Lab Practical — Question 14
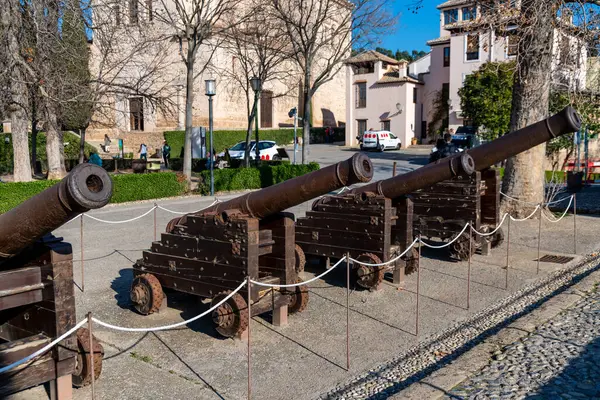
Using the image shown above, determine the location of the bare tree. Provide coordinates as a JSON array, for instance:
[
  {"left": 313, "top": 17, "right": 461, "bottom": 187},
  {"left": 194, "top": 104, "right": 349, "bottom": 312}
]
[
  {"left": 271, "top": 0, "right": 397, "bottom": 163},
  {"left": 149, "top": 0, "right": 237, "bottom": 184},
  {"left": 221, "top": 1, "right": 293, "bottom": 166},
  {"left": 0, "top": 0, "right": 33, "bottom": 182}
]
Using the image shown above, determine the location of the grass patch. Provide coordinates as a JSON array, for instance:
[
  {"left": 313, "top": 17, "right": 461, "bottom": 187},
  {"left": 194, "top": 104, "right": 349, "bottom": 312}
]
[{"left": 130, "top": 351, "right": 153, "bottom": 363}]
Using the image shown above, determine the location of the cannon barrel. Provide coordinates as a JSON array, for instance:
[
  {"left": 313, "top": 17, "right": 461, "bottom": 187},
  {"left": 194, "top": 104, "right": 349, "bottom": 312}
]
[
  {"left": 168, "top": 153, "right": 373, "bottom": 230},
  {"left": 354, "top": 106, "right": 581, "bottom": 197},
  {"left": 0, "top": 164, "right": 113, "bottom": 261}
]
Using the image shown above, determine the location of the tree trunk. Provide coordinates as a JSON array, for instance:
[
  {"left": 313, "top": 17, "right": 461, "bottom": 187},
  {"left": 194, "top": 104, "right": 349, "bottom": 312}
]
[
  {"left": 45, "top": 106, "right": 67, "bottom": 180},
  {"left": 183, "top": 52, "right": 195, "bottom": 185},
  {"left": 31, "top": 85, "right": 40, "bottom": 174},
  {"left": 301, "top": 81, "right": 312, "bottom": 165},
  {"left": 254, "top": 90, "right": 261, "bottom": 166},
  {"left": 79, "top": 128, "right": 86, "bottom": 164},
  {"left": 244, "top": 94, "right": 257, "bottom": 168},
  {"left": 11, "top": 107, "right": 33, "bottom": 182},
  {"left": 501, "top": 0, "right": 554, "bottom": 217}
]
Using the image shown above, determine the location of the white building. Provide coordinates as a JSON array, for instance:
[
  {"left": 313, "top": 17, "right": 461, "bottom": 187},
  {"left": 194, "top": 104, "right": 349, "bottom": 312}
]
[{"left": 344, "top": 51, "right": 424, "bottom": 148}]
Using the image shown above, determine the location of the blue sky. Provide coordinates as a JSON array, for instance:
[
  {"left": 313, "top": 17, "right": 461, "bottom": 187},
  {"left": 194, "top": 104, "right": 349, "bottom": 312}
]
[{"left": 378, "top": 0, "right": 441, "bottom": 53}]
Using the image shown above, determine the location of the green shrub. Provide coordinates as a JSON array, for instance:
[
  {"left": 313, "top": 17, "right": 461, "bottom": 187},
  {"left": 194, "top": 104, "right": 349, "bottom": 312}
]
[
  {"left": 164, "top": 129, "right": 296, "bottom": 159},
  {"left": 196, "top": 162, "right": 320, "bottom": 194},
  {"left": 110, "top": 173, "right": 186, "bottom": 203},
  {"left": 0, "top": 131, "right": 96, "bottom": 173},
  {"left": 0, "top": 172, "right": 187, "bottom": 214}
]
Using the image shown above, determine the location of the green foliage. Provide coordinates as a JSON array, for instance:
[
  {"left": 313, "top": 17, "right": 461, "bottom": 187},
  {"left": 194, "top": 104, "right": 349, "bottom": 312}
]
[
  {"left": 373, "top": 47, "right": 428, "bottom": 62},
  {"left": 459, "top": 61, "right": 515, "bottom": 141},
  {"left": 0, "top": 132, "right": 96, "bottom": 173},
  {"left": 164, "top": 129, "right": 296, "bottom": 159},
  {"left": 428, "top": 90, "right": 449, "bottom": 137},
  {"left": 0, "top": 172, "right": 187, "bottom": 214},
  {"left": 197, "top": 162, "right": 320, "bottom": 194}
]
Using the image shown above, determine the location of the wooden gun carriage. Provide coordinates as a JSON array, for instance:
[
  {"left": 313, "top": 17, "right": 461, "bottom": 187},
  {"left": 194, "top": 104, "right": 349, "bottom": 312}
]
[
  {"left": 130, "top": 154, "right": 373, "bottom": 338},
  {"left": 296, "top": 107, "right": 581, "bottom": 290},
  {"left": 412, "top": 168, "right": 503, "bottom": 260},
  {"left": 0, "top": 164, "right": 112, "bottom": 399}
]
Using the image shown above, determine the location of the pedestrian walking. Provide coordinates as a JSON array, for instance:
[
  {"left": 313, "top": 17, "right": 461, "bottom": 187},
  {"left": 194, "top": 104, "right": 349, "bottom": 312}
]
[
  {"left": 139, "top": 143, "right": 147, "bottom": 161},
  {"left": 104, "top": 134, "right": 112, "bottom": 153},
  {"left": 161, "top": 140, "right": 171, "bottom": 169}
]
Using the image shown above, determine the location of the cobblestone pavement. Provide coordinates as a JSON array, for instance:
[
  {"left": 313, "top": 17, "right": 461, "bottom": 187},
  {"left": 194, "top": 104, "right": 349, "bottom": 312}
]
[{"left": 446, "top": 284, "right": 600, "bottom": 399}]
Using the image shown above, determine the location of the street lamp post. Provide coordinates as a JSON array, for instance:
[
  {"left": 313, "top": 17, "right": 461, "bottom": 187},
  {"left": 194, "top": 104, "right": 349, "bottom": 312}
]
[
  {"left": 250, "top": 77, "right": 262, "bottom": 166},
  {"left": 205, "top": 79, "right": 216, "bottom": 196}
]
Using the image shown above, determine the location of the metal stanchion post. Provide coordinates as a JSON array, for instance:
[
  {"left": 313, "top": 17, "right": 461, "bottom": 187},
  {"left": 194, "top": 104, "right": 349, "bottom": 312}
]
[
  {"left": 573, "top": 194, "right": 577, "bottom": 254},
  {"left": 416, "top": 237, "right": 422, "bottom": 336},
  {"left": 80, "top": 215, "right": 84, "bottom": 292},
  {"left": 467, "top": 224, "right": 472, "bottom": 310},
  {"left": 247, "top": 277, "right": 251, "bottom": 400},
  {"left": 505, "top": 216, "right": 511, "bottom": 290},
  {"left": 537, "top": 205, "right": 542, "bottom": 275},
  {"left": 153, "top": 204, "right": 157, "bottom": 242},
  {"left": 392, "top": 162, "right": 397, "bottom": 177},
  {"left": 87, "top": 312, "right": 95, "bottom": 400},
  {"left": 346, "top": 253, "right": 350, "bottom": 371}
]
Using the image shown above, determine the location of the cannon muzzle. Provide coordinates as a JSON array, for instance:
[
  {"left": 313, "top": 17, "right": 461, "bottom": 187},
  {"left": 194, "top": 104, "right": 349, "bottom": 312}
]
[
  {"left": 167, "top": 153, "right": 373, "bottom": 231},
  {"left": 354, "top": 106, "right": 581, "bottom": 198},
  {"left": 0, "top": 164, "right": 113, "bottom": 261}
]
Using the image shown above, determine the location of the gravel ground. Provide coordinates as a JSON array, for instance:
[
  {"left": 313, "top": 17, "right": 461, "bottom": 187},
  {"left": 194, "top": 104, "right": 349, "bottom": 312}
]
[{"left": 445, "top": 281, "right": 600, "bottom": 400}]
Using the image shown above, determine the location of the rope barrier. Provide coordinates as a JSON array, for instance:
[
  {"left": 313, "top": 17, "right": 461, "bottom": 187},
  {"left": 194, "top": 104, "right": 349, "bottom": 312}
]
[
  {"left": 84, "top": 207, "right": 157, "bottom": 224},
  {"left": 419, "top": 223, "right": 471, "bottom": 249},
  {"left": 510, "top": 204, "right": 541, "bottom": 222},
  {"left": 251, "top": 257, "right": 347, "bottom": 287},
  {"left": 543, "top": 195, "right": 574, "bottom": 223},
  {"left": 500, "top": 191, "right": 573, "bottom": 206},
  {"left": 157, "top": 199, "right": 220, "bottom": 215},
  {"left": 471, "top": 213, "right": 509, "bottom": 237},
  {"left": 0, "top": 319, "right": 88, "bottom": 374},
  {"left": 348, "top": 238, "right": 420, "bottom": 266},
  {"left": 92, "top": 280, "right": 247, "bottom": 332}
]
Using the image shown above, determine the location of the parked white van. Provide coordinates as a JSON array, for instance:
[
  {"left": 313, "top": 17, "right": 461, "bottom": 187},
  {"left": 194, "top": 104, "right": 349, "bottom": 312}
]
[{"left": 360, "top": 130, "right": 401, "bottom": 152}]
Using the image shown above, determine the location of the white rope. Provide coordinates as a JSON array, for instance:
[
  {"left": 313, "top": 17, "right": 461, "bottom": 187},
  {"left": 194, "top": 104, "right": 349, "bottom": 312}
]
[
  {"left": 0, "top": 318, "right": 88, "bottom": 374},
  {"left": 92, "top": 280, "right": 247, "bottom": 332},
  {"left": 251, "top": 257, "right": 347, "bottom": 287},
  {"left": 349, "top": 238, "right": 420, "bottom": 266},
  {"left": 500, "top": 191, "right": 572, "bottom": 206},
  {"left": 471, "top": 213, "right": 509, "bottom": 237},
  {"left": 157, "top": 199, "right": 220, "bottom": 215},
  {"left": 63, "top": 214, "right": 83, "bottom": 226},
  {"left": 419, "top": 223, "right": 471, "bottom": 249},
  {"left": 84, "top": 206, "right": 157, "bottom": 224},
  {"left": 545, "top": 195, "right": 573, "bottom": 206},
  {"left": 543, "top": 195, "right": 574, "bottom": 223},
  {"left": 510, "top": 204, "right": 541, "bottom": 222}
]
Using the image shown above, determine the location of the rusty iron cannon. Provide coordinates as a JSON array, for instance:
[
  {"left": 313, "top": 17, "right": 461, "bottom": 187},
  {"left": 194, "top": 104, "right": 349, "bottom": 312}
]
[
  {"left": 0, "top": 164, "right": 112, "bottom": 398},
  {"left": 131, "top": 154, "right": 373, "bottom": 338},
  {"left": 296, "top": 107, "right": 581, "bottom": 290}
]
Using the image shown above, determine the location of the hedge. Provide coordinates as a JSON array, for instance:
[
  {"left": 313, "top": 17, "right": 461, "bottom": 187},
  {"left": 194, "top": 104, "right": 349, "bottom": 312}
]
[
  {"left": 0, "top": 172, "right": 186, "bottom": 214},
  {"left": 164, "top": 129, "right": 296, "bottom": 159},
  {"left": 0, "top": 131, "right": 97, "bottom": 174},
  {"left": 196, "top": 162, "right": 320, "bottom": 194}
]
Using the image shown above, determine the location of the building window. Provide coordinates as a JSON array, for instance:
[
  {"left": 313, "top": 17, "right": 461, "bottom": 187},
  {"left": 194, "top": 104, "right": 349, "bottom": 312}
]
[
  {"left": 147, "top": 0, "right": 153, "bottom": 21},
  {"left": 413, "top": 88, "right": 418, "bottom": 103},
  {"left": 466, "top": 34, "right": 479, "bottom": 61},
  {"left": 443, "top": 47, "right": 450, "bottom": 67},
  {"left": 381, "top": 120, "right": 391, "bottom": 131},
  {"left": 444, "top": 9, "right": 458, "bottom": 25},
  {"left": 129, "top": 0, "right": 139, "bottom": 24},
  {"left": 507, "top": 35, "right": 518, "bottom": 57},
  {"left": 462, "top": 6, "right": 476, "bottom": 20},
  {"left": 357, "top": 120, "right": 367, "bottom": 139},
  {"left": 356, "top": 82, "right": 367, "bottom": 108}
]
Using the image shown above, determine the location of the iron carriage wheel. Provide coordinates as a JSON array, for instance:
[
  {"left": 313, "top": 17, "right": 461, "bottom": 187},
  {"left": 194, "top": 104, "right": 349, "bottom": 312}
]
[
  {"left": 287, "top": 278, "right": 309, "bottom": 314},
  {"left": 210, "top": 291, "right": 249, "bottom": 338},
  {"left": 448, "top": 227, "right": 477, "bottom": 261},
  {"left": 295, "top": 244, "right": 306, "bottom": 274},
  {"left": 402, "top": 247, "right": 420, "bottom": 275},
  {"left": 353, "top": 253, "right": 384, "bottom": 290},
  {"left": 72, "top": 328, "right": 104, "bottom": 388},
  {"left": 130, "top": 273, "right": 164, "bottom": 315}
]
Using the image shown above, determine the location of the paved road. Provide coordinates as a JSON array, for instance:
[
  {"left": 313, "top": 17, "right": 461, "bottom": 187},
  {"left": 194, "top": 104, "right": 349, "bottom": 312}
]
[
  {"left": 286, "top": 144, "right": 430, "bottom": 183},
  {"left": 445, "top": 283, "right": 600, "bottom": 400}
]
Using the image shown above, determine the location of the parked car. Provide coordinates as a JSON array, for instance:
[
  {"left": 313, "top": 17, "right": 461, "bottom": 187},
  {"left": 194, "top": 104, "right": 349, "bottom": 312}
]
[
  {"left": 217, "top": 140, "right": 282, "bottom": 161},
  {"left": 360, "top": 130, "right": 401, "bottom": 152}
]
